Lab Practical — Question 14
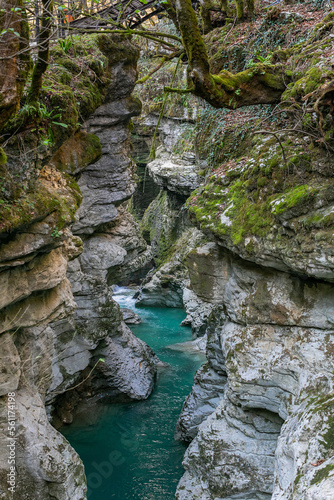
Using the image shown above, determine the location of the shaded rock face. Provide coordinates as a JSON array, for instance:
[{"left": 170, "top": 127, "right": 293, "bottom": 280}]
[
  {"left": 175, "top": 242, "right": 334, "bottom": 499},
  {"left": 133, "top": 145, "right": 208, "bottom": 310},
  {"left": 134, "top": 188, "right": 195, "bottom": 308},
  {"left": 0, "top": 216, "right": 87, "bottom": 500},
  {"left": 0, "top": 37, "right": 156, "bottom": 500},
  {"left": 135, "top": 227, "right": 207, "bottom": 310},
  {"left": 47, "top": 41, "right": 157, "bottom": 422},
  {"left": 73, "top": 73, "right": 141, "bottom": 234}
]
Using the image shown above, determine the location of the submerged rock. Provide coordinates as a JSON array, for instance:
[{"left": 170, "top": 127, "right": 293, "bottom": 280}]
[{"left": 122, "top": 308, "right": 141, "bottom": 324}]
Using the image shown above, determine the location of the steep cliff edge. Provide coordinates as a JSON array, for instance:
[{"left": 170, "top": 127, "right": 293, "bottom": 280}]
[
  {"left": 0, "top": 34, "right": 156, "bottom": 499},
  {"left": 176, "top": 243, "right": 334, "bottom": 499},
  {"left": 130, "top": 6, "right": 334, "bottom": 499}
]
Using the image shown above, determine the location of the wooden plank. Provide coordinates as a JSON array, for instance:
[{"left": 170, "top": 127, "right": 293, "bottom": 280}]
[{"left": 69, "top": 0, "right": 162, "bottom": 30}]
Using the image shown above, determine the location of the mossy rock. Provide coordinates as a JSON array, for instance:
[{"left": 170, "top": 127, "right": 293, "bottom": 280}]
[
  {"left": 187, "top": 135, "right": 334, "bottom": 250},
  {"left": 311, "top": 464, "right": 334, "bottom": 486},
  {"left": 282, "top": 66, "right": 332, "bottom": 100},
  {"left": 97, "top": 33, "right": 139, "bottom": 65},
  {"left": 49, "top": 131, "right": 102, "bottom": 174},
  {"left": 0, "top": 166, "right": 81, "bottom": 236},
  {"left": 0, "top": 148, "right": 7, "bottom": 166}
]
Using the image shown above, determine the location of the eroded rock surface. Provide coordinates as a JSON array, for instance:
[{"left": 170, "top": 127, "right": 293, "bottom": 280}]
[
  {"left": 175, "top": 242, "right": 334, "bottom": 499},
  {"left": 47, "top": 39, "right": 157, "bottom": 421},
  {"left": 148, "top": 146, "right": 201, "bottom": 196},
  {"left": 0, "top": 218, "right": 87, "bottom": 499},
  {"left": 0, "top": 35, "right": 156, "bottom": 500}
]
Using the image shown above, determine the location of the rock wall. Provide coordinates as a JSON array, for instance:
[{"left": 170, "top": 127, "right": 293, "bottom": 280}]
[
  {"left": 131, "top": 10, "right": 334, "bottom": 499},
  {"left": 0, "top": 216, "right": 87, "bottom": 499},
  {"left": 175, "top": 243, "right": 334, "bottom": 499},
  {"left": 0, "top": 35, "right": 156, "bottom": 499},
  {"left": 47, "top": 40, "right": 156, "bottom": 423}
]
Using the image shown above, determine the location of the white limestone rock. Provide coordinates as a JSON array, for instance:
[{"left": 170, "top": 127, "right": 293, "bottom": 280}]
[
  {"left": 147, "top": 146, "right": 201, "bottom": 196},
  {"left": 0, "top": 390, "right": 86, "bottom": 500},
  {"left": 175, "top": 363, "right": 226, "bottom": 441},
  {"left": 177, "top": 392, "right": 281, "bottom": 499}
]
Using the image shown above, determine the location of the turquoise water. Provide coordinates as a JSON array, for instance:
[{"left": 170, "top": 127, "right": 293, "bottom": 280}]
[{"left": 62, "top": 287, "right": 205, "bottom": 500}]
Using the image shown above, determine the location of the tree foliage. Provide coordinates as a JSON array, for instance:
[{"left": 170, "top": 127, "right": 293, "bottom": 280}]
[
  {"left": 167, "top": 0, "right": 286, "bottom": 109},
  {"left": 1, "top": 0, "right": 334, "bottom": 134}
]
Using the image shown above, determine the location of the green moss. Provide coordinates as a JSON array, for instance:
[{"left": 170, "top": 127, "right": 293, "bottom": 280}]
[
  {"left": 188, "top": 169, "right": 275, "bottom": 246},
  {"left": 283, "top": 66, "right": 327, "bottom": 100},
  {"left": 0, "top": 32, "right": 137, "bottom": 239},
  {"left": 300, "top": 208, "right": 334, "bottom": 230},
  {"left": 310, "top": 464, "right": 334, "bottom": 485},
  {"left": 187, "top": 128, "right": 334, "bottom": 251},
  {"left": 294, "top": 472, "right": 302, "bottom": 486},
  {"left": 49, "top": 131, "right": 102, "bottom": 174},
  {"left": 32, "top": 33, "right": 122, "bottom": 144},
  {"left": 261, "top": 69, "right": 288, "bottom": 89},
  {"left": 271, "top": 185, "right": 317, "bottom": 216},
  {"left": 0, "top": 171, "right": 81, "bottom": 235},
  {"left": 322, "top": 417, "right": 334, "bottom": 451},
  {"left": 314, "top": 11, "right": 334, "bottom": 32},
  {"left": 0, "top": 148, "right": 7, "bottom": 166},
  {"left": 97, "top": 33, "right": 139, "bottom": 65},
  {"left": 54, "top": 57, "right": 81, "bottom": 74}
]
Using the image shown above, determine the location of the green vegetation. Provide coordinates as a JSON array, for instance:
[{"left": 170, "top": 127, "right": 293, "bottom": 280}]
[
  {"left": 0, "top": 33, "right": 117, "bottom": 236},
  {"left": 0, "top": 172, "right": 81, "bottom": 235},
  {"left": 187, "top": 134, "right": 334, "bottom": 250},
  {"left": 311, "top": 464, "right": 334, "bottom": 485},
  {"left": 322, "top": 417, "right": 334, "bottom": 451},
  {"left": 271, "top": 185, "right": 318, "bottom": 216}
]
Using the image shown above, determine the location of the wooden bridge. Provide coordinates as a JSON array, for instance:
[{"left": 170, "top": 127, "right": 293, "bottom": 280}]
[
  {"left": 68, "top": 0, "right": 165, "bottom": 31},
  {"left": 28, "top": 0, "right": 166, "bottom": 41}
]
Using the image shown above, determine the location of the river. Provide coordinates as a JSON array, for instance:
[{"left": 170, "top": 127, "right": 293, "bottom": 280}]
[{"left": 61, "top": 287, "right": 205, "bottom": 499}]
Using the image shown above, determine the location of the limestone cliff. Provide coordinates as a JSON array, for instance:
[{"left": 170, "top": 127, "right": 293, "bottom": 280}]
[
  {"left": 0, "top": 34, "right": 156, "bottom": 499},
  {"left": 131, "top": 6, "right": 334, "bottom": 499}
]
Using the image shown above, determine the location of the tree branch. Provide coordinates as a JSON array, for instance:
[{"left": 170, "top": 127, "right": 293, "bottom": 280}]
[
  {"left": 173, "top": 0, "right": 288, "bottom": 109},
  {"left": 136, "top": 50, "right": 184, "bottom": 84},
  {"left": 163, "top": 85, "right": 194, "bottom": 93},
  {"left": 26, "top": 0, "right": 53, "bottom": 106}
]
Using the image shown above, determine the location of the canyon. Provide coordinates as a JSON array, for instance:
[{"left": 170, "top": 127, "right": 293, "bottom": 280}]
[{"left": 1, "top": 3, "right": 334, "bottom": 499}]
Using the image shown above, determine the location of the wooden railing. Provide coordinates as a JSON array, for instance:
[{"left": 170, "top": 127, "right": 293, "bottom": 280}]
[{"left": 25, "top": 0, "right": 164, "bottom": 41}]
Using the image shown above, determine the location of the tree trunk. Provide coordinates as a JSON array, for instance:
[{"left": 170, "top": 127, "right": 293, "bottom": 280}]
[
  {"left": 246, "top": 0, "right": 255, "bottom": 18},
  {"left": 26, "top": 0, "right": 53, "bottom": 107},
  {"left": 234, "top": 0, "right": 244, "bottom": 20},
  {"left": 199, "top": 0, "right": 212, "bottom": 34},
  {"left": 0, "top": 0, "right": 30, "bottom": 129},
  {"left": 174, "top": 0, "right": 287, "bottom": 109}
]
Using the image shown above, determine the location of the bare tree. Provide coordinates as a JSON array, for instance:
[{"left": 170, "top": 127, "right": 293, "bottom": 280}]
[{"left": 0, "top": 0, "right": 30, "bottom": 128}]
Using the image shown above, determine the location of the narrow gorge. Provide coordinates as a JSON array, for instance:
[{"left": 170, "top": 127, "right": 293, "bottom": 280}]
[{"left": 1, "top": 1, "right": 334, "bottom": 499}]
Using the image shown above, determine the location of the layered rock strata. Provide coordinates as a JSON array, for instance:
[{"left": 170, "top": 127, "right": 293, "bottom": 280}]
[
  {"left": 128, "top": 10, "right": 334, "bottom": 499},
  {"left": 175, "top": 243, "right": 334, "bottom": 499},
  {"left": 0, "top": 215, "right": 87, "bottom": 500},
  {"left": 0, "top": 36, "right": 156, "bottom": 499},
  {"left": 47, "top": 39, "right": 156, "bottom": 421}
]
